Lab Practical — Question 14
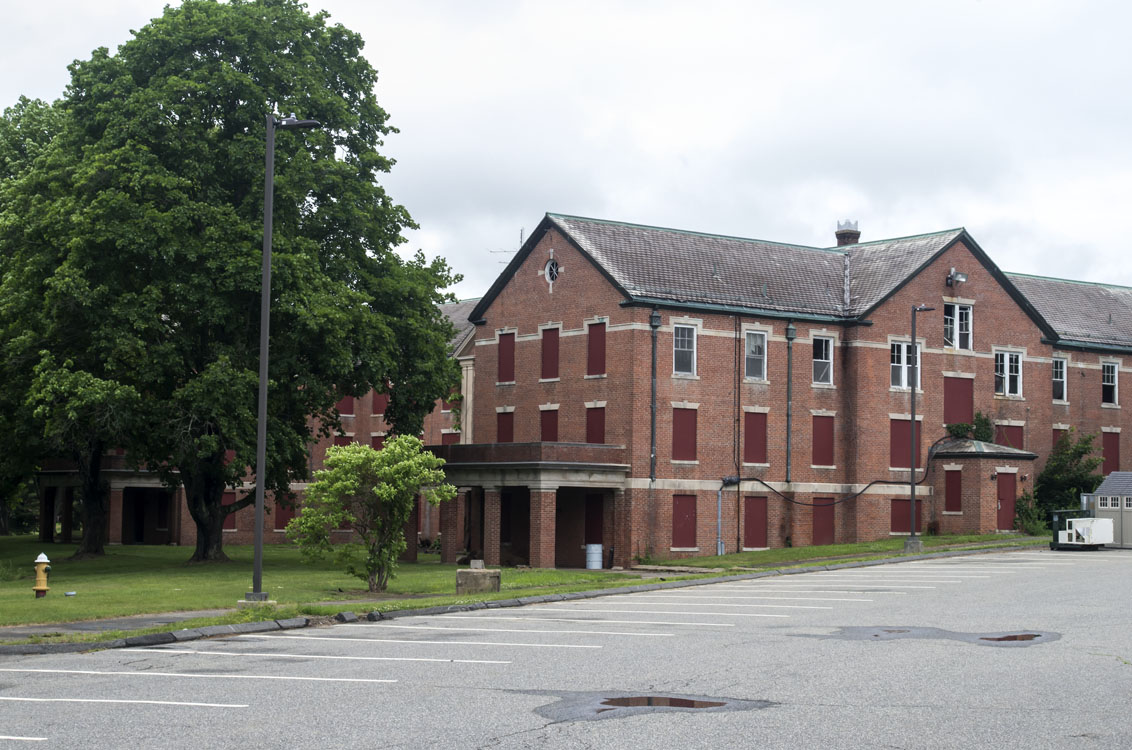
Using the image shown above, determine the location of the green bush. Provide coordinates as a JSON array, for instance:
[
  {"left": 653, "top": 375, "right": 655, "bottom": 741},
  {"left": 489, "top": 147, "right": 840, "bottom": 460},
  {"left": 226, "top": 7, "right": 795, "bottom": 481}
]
[{"left": 1014, "top": 491, "right": 1048, "bottom": 536}]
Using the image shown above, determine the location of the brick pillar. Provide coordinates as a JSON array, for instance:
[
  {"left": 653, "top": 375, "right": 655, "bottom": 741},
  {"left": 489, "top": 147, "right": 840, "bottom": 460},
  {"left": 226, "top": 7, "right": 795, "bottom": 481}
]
[
  {"left": 484, "top": 487, "right": 501, "bottom": 566},
  {"left": 60, "top": 487, "right": 74, "bottom": 543},
  {"left": 108, "top": 487, "right": 124, "bottom": 544},
  {"left": 529, "top": 488, "right": 557, "bottom": 568},
  {"left": 39, "top": 486, "right": 55, "bottom": 542},
  {"left": 399, "top": 500, "right": 419, "bottom": 561},
  {"left": 440, "top": 489, "right": 465, "bottom": 563},
  {"left": 612, "top": 488, "right": 631, "bottom": 567}
]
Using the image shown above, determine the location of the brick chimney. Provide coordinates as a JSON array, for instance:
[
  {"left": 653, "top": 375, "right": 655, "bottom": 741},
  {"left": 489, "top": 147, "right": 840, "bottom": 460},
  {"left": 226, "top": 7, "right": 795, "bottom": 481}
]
[{"left": 835, "top": 219, "right": 860, "bottom": 246}]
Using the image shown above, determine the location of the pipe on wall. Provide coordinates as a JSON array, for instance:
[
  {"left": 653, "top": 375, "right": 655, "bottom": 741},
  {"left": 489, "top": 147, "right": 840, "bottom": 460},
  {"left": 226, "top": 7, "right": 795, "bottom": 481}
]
[{"left": 785, "top": 321, "right": 796, "bottom": 484}]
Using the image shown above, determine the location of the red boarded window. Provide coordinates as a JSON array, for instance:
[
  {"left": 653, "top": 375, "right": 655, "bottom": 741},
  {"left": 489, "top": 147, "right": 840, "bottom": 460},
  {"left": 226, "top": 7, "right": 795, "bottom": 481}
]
[
  {"left": 812, "top": 498, "right": 835, "bottom": 545},
  {"left": 743, "top": 496, "right": 768, "bottom": 548},
  {"left": 672, "top": 408, "right": 697, "bottom": 461},
  {"left": 812, "top": 415, "right": 834, "bottom": 466},
  {"left": 994, "top": 425, "right": 1023, "bottom": 449},
  {"left": 943, "top": 377, "right": 974, "bottom": 425},
  {"left": 587, "top": 322, "right": 606, "bottom": 376},
  {"left": 1052, "top": 428, "right": 1067, "bottom": 451},
  {"left": 222, "top": 491, "right": 237, "bottom": 530},
  {"left": 540, "top": 409, "right": 558, "bottom": 442},
  {"left": 274, "top": 498, "right": 296, "bottom": 531},
  {"left": 672, "top": 495, "right": 697, "bottom": 548},
  {"left": 1103, "top": 431, "right": 1120, "bottom": 475},
  {"left": 336, "top": 395, "right": 354, "bottom": 415},
  {"left": 333, "top": 435, "right": 352, "bottom": 447},
  {"left": 441, "top": 390, "right": 457, "bottom": 411},
  {"left": 586, "top": 407, "right": 605, "bottom": 444},
  {"left": 498, "top": 332, "right": 515, "bottom": 382},
  {"left": 889, "top": 419, "right": 921, "bottom": 469},
  {"left": 371, "top": 434, "right": 385, "bottom": 451},
  {"left": 945, "top": 470, "right": 962, "bottom": 513},
  {"left": 441, "top": 432, "right": 460, "bottom": 446},
  {"left": 890, "top": 498, "right": 923, "bottom": 533},
  {"left": 497, "top": 412, "right": 514, "bottom": 443},
  {"left": 744, "top": 411, "right": 767, "bottom": 464},
  {"left": 373, "top": 392, "right": 389, "bottom": 415},
  {"left": 541, "top": 328, "right": 559, "bottom": 380}
]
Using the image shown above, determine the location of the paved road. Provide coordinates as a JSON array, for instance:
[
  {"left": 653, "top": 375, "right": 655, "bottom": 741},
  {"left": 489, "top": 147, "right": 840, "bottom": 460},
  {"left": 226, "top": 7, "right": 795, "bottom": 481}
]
[{"left": 1, "top": 548, "right": 1129, "bottom": 749}]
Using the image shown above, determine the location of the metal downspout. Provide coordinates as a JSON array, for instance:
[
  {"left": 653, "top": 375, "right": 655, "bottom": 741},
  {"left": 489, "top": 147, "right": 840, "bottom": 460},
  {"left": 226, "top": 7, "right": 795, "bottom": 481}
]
[
  {"left": 785, "top": 321, "right": 796, "bottom": 484},
  {"left": 649, "top": 309, "right": 661, "bottom": 481}
]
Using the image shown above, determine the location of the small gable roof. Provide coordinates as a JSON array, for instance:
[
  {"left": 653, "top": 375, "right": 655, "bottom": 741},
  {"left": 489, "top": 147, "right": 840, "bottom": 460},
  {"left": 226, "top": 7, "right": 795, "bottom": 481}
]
[
  {"left": 1094, "top": 472, "right": 1132, "bottom": 495},
  {"left": 931, "top": 439, "right": 1037, "bottom": 461},
  {"left": 1007, "top": 274, "right": 1132, "bottom": 351},
  {"left": 440, "top": 298, "right": 479, "bottom": 356}
]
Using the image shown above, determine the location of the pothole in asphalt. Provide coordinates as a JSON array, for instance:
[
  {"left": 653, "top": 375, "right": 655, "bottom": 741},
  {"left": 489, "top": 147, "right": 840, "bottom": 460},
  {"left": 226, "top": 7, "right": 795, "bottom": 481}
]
[
  {"left": 525, "top": 690, "right": 775, "bottom": 722},
  {"left": 807, "top": 626, "right": 1059, "bottom": 647}
]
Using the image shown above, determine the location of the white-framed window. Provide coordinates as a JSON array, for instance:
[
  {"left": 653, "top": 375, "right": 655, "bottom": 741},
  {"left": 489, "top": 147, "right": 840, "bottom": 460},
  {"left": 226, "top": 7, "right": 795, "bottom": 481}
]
[
  {"left": 1052, "top": 358, "right": 1067, "bottom": 401},
  {"left": 1125, "top": 497, "right": 1132, "bottom": 509},
  {"left": 812, "top": 336, "right": 833, "bottom": 385},
  {"left": 745, "top": 331, "right": 767, "bottom": 380},
  {"left": 944, "top": 303, "right": 972, "bottom": 350},
  {"left": 1102, "top": 362, "right": 1118, "bottom": 405},
  {"left": 994, "top": 351, "right": 1022, "bottom": 397},
  {"left": 673, "top": 325, "right": 696, "bottom": 375},
  {"left": 890, "top": 342, "right": 921, "bottom": 389},
  {"left": 1099, "top": 496, "right": 1110, "bottom": 509}
]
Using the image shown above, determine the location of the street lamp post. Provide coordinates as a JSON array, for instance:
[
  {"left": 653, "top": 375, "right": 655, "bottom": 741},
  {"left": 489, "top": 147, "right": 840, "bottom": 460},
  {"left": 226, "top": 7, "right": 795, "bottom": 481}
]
[
  {"left": 246, "top": 113, "right": 321, "bottom": 603},
  {"left": 904, "top": 304, "right": 935, "bottom": 554}
]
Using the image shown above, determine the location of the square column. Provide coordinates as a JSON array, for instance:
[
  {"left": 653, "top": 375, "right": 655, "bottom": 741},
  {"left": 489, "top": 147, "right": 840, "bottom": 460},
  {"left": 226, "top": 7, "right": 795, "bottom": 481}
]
[
  {"left": 529, "top": 488, "right": 557, "bottom": 568},
  {"left": 440, "top": 489, "right": 466, "bottom": 563},
  {"left": 484, "top": 487, "right": 502, "bottom": 566}
]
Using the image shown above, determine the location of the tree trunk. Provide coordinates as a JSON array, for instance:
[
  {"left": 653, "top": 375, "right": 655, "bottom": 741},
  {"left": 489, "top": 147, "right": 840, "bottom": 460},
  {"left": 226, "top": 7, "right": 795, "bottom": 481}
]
[
  {"left": 71, "top": 441, "right": 107, "bottom": 558},
  {"left": 183, "top": 467, "right": 231, "bottom": 563}
]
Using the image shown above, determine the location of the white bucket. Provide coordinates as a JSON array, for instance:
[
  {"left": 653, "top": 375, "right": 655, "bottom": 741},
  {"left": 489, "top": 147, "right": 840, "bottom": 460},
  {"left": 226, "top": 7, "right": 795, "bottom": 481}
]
[{"left": 585, "top": 543, "right": 603, "bottom": 570}]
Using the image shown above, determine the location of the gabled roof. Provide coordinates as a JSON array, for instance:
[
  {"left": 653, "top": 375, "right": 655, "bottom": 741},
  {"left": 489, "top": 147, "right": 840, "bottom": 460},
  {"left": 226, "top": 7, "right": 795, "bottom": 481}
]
[
  {"left": 931, "top": 438, "right": 1037, "bottom": 460},
  {"left": 440, "top": 297, "right": 479, "bottom": 356},
  {"left": 842, "top": 229, "right": 965, "bottom": 315},
  {"left": 1094, "top": 472, "right": 1132, "bottom": 495},
  {"left": 1006, "top": 274, "right": 1132, "bottom": 351}
]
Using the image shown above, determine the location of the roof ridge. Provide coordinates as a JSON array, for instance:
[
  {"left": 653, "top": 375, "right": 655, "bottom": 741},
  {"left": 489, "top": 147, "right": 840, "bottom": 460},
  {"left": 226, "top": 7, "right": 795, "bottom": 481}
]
[
  {"left": 546, "top": 212, "right": 831, "bottom": 253},
  {"left": 1007, "top": 271, "right": 1132, "bottom": 292},
  {"left": 831, "top": 227, "right": 965, "bottom": 250}
]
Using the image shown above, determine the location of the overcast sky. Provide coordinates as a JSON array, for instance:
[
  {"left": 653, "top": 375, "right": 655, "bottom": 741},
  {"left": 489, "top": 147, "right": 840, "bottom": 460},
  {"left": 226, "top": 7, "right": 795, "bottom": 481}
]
[{"left": 6, "top": 1, "right": 1132, "bottom": 300}]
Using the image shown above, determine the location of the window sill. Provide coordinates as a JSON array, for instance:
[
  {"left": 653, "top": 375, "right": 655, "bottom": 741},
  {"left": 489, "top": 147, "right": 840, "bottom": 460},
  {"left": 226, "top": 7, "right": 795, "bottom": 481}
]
[
  {"left": 672, "top": 373, "right": 700, "bottom": 380},
  {"left": 669, "top": 547, "right": 699, "bottom": 552},
  {"left": 742, "top": 547, "right": 769, "bottom": 552},
  {"left": 583, "top": 374, "right": 608, "bottom": 380},
  {"left": 743, "top": 377, "right": 769, "bottom": 385},
  {"left": 223, "top": 529, "right": 236, "bottom": 533},
  {"left": 1051, "top": 400, "right": 1069, "bottom": 406},
  {"left": 496, "top": 381, "right": 516, "bottom": 387},
  {"left": 811, "top": 382, "right": 836, "bottom": 390},
  {"left": 942, "top": 511, "right": 963, "bottom": 516},
  {"left": 742, "top": 462, "right": 770, "bottom": 468},
  {"left": 888, "top": 467, "right": 924, "bottom": 473},
  {"left": 993, "top": 394, "right": 1024, "bottom": 401},
  {"left": 811, "top": 464, "right": 837, "bottom": 470},
  {"left": 538, "top": 377, "right": 561, "bottom": 383},
  {"left": 889, "top": 387, "right": 924, "bottom": 394},
  {"left": 1102, "top": 402, "right": 1121, "bottom": 409},
  {"left": 670, "top": 459, "right": 700, "bottom": 465},
  {"left": 943, "top": 346, "right": 974, "bottom": 354}
]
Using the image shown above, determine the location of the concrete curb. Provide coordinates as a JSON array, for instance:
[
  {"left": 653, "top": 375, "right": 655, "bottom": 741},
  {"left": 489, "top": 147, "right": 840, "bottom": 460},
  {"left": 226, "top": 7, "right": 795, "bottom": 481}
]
[{"left": 0, "top": 616, "right": 311, "bottom": 656}]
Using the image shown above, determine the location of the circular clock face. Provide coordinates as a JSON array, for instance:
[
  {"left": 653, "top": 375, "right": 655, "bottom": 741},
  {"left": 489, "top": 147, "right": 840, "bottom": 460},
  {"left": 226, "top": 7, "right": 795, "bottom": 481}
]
[{"left": 545, "top": 259, "right": 560, "bottom": 282}]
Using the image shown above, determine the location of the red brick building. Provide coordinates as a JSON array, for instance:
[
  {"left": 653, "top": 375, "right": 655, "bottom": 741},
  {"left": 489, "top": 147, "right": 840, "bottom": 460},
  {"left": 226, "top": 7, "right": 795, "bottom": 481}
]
[{"left": 429, "top": 213, "right": 1131, "bottom": 568}]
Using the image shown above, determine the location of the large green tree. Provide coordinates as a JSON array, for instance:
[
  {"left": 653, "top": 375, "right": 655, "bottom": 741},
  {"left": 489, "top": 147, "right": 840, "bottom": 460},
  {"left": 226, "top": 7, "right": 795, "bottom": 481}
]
[
  {"left": 1, "top": 0, "right": 458, "bottom": 561},
  {"left": 1034, "top": 429, "right": 1104, "bottom": 517}
]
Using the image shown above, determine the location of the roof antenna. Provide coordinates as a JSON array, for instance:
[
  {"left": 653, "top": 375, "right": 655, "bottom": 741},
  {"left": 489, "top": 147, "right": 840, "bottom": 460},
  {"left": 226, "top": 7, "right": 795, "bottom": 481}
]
[{"left": 519, "top": 227, "right": 525, "bottom": 248}]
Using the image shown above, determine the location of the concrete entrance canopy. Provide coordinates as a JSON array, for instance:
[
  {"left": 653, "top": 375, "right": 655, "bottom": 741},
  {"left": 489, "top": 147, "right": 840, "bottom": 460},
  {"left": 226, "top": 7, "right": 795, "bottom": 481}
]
[{"left": 429, "top": 443, "right": 629, "bottom": 568}]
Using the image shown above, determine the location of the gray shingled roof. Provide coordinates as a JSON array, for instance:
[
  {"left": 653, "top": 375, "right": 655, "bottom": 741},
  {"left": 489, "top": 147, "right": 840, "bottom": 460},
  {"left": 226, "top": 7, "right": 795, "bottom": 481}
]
[
  {"left": 440, "top": 298, "right": 479, "bottom": 355},
  {"left": 1093, "top": 472, "right": 1132, "bottom": 495},
  {"left": 845, "top": 230, "right": 966, "bottom": 315},
  {"left": 1006, "top": 274, "right": 1132, "bottom": 349},
  {"left": 931, "top": 439, "right": 1037, "bottom": 460}
]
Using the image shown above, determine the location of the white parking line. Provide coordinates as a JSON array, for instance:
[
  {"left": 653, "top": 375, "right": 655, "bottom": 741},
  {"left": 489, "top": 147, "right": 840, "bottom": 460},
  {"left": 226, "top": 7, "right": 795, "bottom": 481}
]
[
  {"left": 134, "top": 647, "right": 510, "bottom": 664},
  {"left": 802, "top": 576, "right": 963, "bottom": 583},
  {"left": 247, "top": 634, "right": 601, "bottom": 649},
  {"left": 0, "top": 696, "right": 246, "bottom": 708},
  {"left": 0, "top": 736, "right": 46, "bottom": 742},
  {"left": 741, "top": 581, "right": 937, "bottom": 589},
  {"left": 638, "top": 593, "right": 872, "bottom": 602},
  {"left": 714, "top": 587, "right": 906, "bottom": 595},
  {"left": 532, "top": 607, "right": 789, "bottom": 618},
  {"left": 343, "top": 624, "right": 674, "bottom": 638},
  {"left": 591, "top": 599, "right": 831, "bottom": 610},
  {"left": 0, "top": 668, "right": 395, "bottom": 684},
  {"left": 437, "top": 615, "right": 736, "bottom": 627}
]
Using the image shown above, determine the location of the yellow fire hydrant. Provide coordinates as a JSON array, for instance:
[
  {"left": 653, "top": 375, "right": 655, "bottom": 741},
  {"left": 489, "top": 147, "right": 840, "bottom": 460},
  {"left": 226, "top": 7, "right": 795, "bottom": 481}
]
[{"left": 33, "top": 553, "right": 51, "bottom": 598}]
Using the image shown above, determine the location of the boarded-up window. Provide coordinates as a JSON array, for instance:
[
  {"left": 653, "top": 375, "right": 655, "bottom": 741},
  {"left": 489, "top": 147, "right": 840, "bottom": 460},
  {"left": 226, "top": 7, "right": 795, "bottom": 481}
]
[
  {"left": 1052, "top": 428, "right": 1067, "bottom": 451},
  {"left": 541, "top": 328, "right": 559, "bottom": 380},
  {"left": 371, "top": 434, "right": 385, "bottom": 451},
  {"left": 744, "top": 496, "right": 768, "bottom": 548},
  {"left": 945, "top": 470, "right": 962, "bottom": 513},
  {"left": 587, "top": 322, "right": 606, "bottom": 376},
  {"left": 373, "top": 392, "right": 389, "bottom": 415},
  {"left": 497, "top": 412, "right": 514, "bottom": 443},
  {"left": 890, "top": 498, "right": 923, "bottom": 533},
  {"left": 540, "top": 409, "right": 558, "bottom": 442},
  {"left": 744, "top": 411, "right": 768, "bottom": 464},
  {"left": 943, "top": 377, "right": 974, "bottom": 425},
  {"left": 586, "top": 407, "right": 605, "bottom": 444},
  {"left": 1103, "top": 431, "right": 1120, "bottom": 475},
  {"left": 333, "top": 435, "right": 352, "bottom": 447},
  {"left": 336, "top": 395, "right": 354, "bottom": 415},
  {"left": 441, "top": 432, "right": 460, "bottom": 446},
  {"left": 222, "top": 491, "right": 237, "bottom": 530},
  {"left": 812, "top": 415, "right": 834, "bottom": 466},
  {"left": 995, "top": 425, "right": 1023, "bottom": 449},
  {"left": 274, "top": 498, "right": 296, "bottom": 531},
  {"left": 672, "top": 408, "right": 697, "bottom": 460},
  {"left": 498, "top": 332, "right": 515, "bottom": 382},
  {"left": 889, "top": 419, "right": 921, "bottom": 469},
  {"left": 812, "top": 498, "right": 834, "bottom": 545},
  {"left": 672, "top": 495, "right": 697, "bottom": 548}
]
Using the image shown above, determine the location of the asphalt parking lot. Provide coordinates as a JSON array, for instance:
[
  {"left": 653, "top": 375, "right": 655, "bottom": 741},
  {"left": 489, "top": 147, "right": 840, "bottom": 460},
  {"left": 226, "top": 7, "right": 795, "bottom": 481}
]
[{"left": 2, "top": 548, "right": 1129, "bottom": 749}]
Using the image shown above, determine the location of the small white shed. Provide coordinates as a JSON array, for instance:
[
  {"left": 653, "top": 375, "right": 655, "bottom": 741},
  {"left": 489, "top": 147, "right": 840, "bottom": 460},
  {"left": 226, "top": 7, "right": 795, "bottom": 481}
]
[{"left": 1082, "top": 472, "right": 1132, "bottom": 549}]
